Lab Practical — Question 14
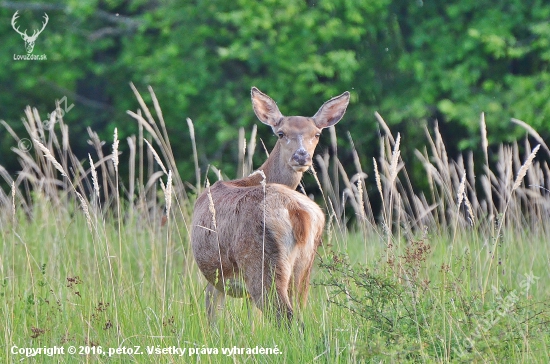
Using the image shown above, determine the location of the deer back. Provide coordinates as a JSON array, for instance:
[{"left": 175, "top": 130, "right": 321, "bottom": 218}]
[{"left": 191, "top": 181, "right": 324, "bottom": 288}]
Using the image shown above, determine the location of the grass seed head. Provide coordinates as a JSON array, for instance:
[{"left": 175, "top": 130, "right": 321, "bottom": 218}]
[
  {"left": 512, "top": 144, "right": 540, "bottom": 192},
  {"left": 165, "top": 170, "right": 173, "bottom": 219},
  {"left": 112, "top": 128, "right": 120, "bottom": 172},
  {"left": 89, "top": 154, "right": 100, "bottom": 199}
]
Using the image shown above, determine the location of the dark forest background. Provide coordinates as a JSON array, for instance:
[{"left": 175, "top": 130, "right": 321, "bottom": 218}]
[{"left": 1, "top": 0, "right": 549, "bottom": 195}]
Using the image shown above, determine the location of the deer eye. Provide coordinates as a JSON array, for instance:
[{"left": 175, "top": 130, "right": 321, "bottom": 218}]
[
  {"left": 277, "top": 131, "right": 285, "bottom": 139},
  {"left": 315, "top": 133, "right": 321, "bottom": 139}
]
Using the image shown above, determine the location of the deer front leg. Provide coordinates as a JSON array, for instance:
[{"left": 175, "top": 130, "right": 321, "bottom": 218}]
[{"left": 205, "top": 283, "right": 225, "bottom": 324}]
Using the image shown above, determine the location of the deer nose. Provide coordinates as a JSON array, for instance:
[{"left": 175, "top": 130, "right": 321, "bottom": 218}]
[{"left": 292, "top": 148, "right": 311, "bottom": 165}]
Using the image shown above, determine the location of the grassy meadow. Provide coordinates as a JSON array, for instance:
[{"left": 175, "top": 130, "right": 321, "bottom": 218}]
[{"left": 1, "top": 89, "right": 550, "bottom": 363}]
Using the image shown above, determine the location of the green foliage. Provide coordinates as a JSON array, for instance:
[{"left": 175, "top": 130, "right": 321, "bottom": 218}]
[
  {"left": 318, "top": 236, "right": 550, "bottom": 362},
  {"left": 391, "top": 1, "right": 550, "bottom": 149},
  {"left": 1, "top": 0, "right": 550, "bottom": 184}
]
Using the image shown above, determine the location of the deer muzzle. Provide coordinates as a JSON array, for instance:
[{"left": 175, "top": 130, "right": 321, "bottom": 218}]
[{"left": 292, "top": 148, "right": 311, "bottom": 168}]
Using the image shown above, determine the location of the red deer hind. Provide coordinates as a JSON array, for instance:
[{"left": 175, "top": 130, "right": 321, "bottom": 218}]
[{"left": 191, "top": 87, "right": 349, "bottom": 324}]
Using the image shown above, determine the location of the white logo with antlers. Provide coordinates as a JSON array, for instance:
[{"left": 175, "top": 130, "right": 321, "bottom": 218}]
[{"left": 11, "top": 11, "right": 49, "bottom": 54}]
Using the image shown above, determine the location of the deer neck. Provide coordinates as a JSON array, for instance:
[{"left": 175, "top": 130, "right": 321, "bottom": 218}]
[
  {"left": 229, "top": 142, "right": 303, "bottom": 189},
  {"left": 257, "top": 141, "right": 303, "bottom": 189}
]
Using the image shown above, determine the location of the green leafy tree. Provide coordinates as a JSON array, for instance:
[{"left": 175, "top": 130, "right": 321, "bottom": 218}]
[{"left": 1, "top": 0, "right": 549, "bottom": 195}]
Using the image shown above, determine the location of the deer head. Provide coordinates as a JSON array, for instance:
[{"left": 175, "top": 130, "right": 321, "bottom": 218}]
[
  {"left": 11, "top": 11, "right": 49, "bottom": 54},
  {"left": 251, "top": 87, "right": 350, "bottom": 173}
]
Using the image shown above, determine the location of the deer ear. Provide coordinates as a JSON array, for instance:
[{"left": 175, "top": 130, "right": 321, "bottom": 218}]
[
  {"left": 251, "top": 87, "right": 283, "bottom": 127},
  {"left": 313, "top": 91, "right": 350, "bottom": 129}
]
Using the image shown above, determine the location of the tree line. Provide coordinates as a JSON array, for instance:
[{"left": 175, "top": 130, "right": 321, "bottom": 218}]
[{"left": 1, "top": 0, "right": 549, "bottom": 192}]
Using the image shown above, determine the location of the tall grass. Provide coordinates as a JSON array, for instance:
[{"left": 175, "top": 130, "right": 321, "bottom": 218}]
[{"left": 1, "top": 89, "right": 549, "bottom": 362}]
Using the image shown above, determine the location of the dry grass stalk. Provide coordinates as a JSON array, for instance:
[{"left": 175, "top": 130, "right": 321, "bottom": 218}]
[
  {"left": 314, "top": 154, "right": 341, "bottom": 219},
  {"left": 149, "top": 85, "right": 169, "bottom": 145},
  {"left": 112, "top": 128, "right": 119, "bottom": 172},
  {"left": 329, "top": 126, "right": 341, "bottom": 207},
  {"left": 347, "top": 132, "right": 375, "bottom": 225},
  {"left": 128, "top": 104, "right": 186, "bottom": 204},
  {"left": 138, "top": 114, "right": 144, "bottom": 202},
  {"left": 260, "top": 138, "right": 270, "bottom": 158},
  {"left": 129, "top": 85, "right": 185, "bottom": 202},
  {"left": 33, "top": 139, "right": 67, "bottom": 177},
  {"left": 356, "top": 178, "right": 366, "bottom": 222},
  {"left": 76, "top": 191, "right": 93, "bottom": 233},
  {"left": 0, "top": 119, "right": 20, "bottom": 142},
  {"left": 11, "top": 181, "right": 16, "bottom": 224},
  {"left": 464, "top": 194, "right": 475, "bottom": 226},
  {"left": 329, "top": 125, "right": 338, "bottom": 155},
  {"left": 247, "top": 124, "right": 257, "bottom": 177},
  {"left": 347, "top": 132, "right": 364, "bottom": 177},
  {"left": 144, "top": 171, "right": 165, "bottom": 195},
  {"left": 128, "top": 110, "right": 160, "bottom": 145},
  {"left": 143, "top": 139, "right": 168, "bottom": 175},
  {"left": 209, "top": 166, "right": 223, "bottom": 182},
  {"left": 311, "top": 164, "right": 341, "bottom": 232},
  {"left": 165, "top": 170, "right": 173, "bottom": 219},
  {"left": 61, "top": 121, "right": 69, "bottom": 156},
  {"left": 238, "top": 127, "right": 246, "bottom": 177},
  {"left": 455, "top": 171, "right": 474, "bottom": 226},
  {"left": 130, "top": 82, "right": 157, "bottom": 128},
  {"left": 159, "top": 178, "right": 166, "bottom": 194},
  {"left": 337, "top": 159, "right": 358, "bottom": 205},
  {"left": 205, "top": 179, "right": 217, "bottom": 231},
  {"left": 373, "top": 157, "right": 383, "bottom": 202},
  {"left": 89, "top": 154, "right": 100, "bottom": 200},
  {"left": 511, "top": 118, "right": 550, "bottom": 157},
  {"left": 113, "top": 128, "right": 123, "bottom": 277},
  {"left": 186, "top": 118, "right": 201, "bottom": 189},
  {"left": 87, "top": 127, "right": 111, "bottom": 202},
  {"left": 146, "top": 135, "right": 155, "bottom": 205},
  {"left": 389, "top": 133, "right": 401, "bottom": 186},
  {"left": 512, "top": 144, "right": 541, "bottom": 192},
  {"left": 466, "top": 151, "right": 479, "bottom": 209},
  {"left": 34, "top": 139, "right": 93, "bottom": 232},
  {"left": 375, "top": 111, "right": 395, "bottom": 144},
  {"left": 457, "top": 172, "right": 466, "bottom": 206},
  {"left": 127, "top": 136, "right": 136, "bottom": 209},
  {"left": 481, "top": 112, "right": 489, "bottom": 166}
]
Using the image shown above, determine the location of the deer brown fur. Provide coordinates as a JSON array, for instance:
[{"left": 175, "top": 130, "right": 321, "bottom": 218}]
[{"left": 191, "top": 87, "right": 350, "bottom": 324}]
